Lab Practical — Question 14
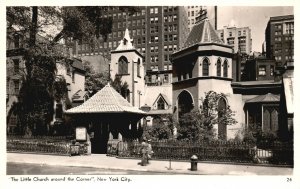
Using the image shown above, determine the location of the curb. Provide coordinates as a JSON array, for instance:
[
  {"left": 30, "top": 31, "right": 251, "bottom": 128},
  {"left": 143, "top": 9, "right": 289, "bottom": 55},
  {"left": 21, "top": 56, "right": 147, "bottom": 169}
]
[
  {"left": 115, "top": 156, "right": 294, "bottom": 168},
  {"left": 8, "top": 161, "right": 202, "bottom": 175}
]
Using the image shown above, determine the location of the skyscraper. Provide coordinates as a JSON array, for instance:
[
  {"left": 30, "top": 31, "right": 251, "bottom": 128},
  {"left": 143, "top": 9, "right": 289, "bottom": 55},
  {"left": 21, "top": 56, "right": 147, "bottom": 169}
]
[
  {"left": 265, "top": 15, "right": 294, "bottom": 66},
  {"left": 73, "top": 6, "right": 189, "bottom": 84}
]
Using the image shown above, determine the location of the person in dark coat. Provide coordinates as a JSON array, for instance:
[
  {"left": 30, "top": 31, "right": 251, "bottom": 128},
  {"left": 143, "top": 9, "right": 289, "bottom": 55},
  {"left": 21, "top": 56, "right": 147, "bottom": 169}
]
[
  {"left": 140, "top": 138, "right": 148, "bottom": 166},
  {"left": 146, "top": 139, "right": 154, "bottom": 164}
]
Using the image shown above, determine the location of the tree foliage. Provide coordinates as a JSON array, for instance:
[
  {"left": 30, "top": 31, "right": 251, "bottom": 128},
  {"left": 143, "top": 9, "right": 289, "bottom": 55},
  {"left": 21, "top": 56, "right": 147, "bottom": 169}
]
[
  {"left": 242, "top": 123, "right": 279, "bottom": 144},
  {"left": 142, "top": 115, "right": 174, "bottom": 140},
  {"left": 83, "top": 61, "right": 129, "bottom": 99},
  {"left": 83, "top": 60, "right": 109, "bottom": 95},
  {"left": 176, "top": 91, "right": 237, "bottom": 141},
  {"left": 7, "top": 6, "right": 138, "bottom": 135},
  {"left": 111, "top": 75, "right": 129, "bottom": 99}
]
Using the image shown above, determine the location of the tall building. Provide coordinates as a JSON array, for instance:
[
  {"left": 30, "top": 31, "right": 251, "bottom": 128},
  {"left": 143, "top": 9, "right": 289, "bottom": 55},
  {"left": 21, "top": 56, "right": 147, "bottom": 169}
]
[
  {"left": 265, "top": 15, "right": 294, "bottom": 66},
  {"left": 185, "top": 6, "right": 217, "bottom": 31},
  {"left": 216, "top": 26, "right": 252, "bottom": 55},
  {"left": 73, "top": 6, "right": 189, "bottom": 85}
]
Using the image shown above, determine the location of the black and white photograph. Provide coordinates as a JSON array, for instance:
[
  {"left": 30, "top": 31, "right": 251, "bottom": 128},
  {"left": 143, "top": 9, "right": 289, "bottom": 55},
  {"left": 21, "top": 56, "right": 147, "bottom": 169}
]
[{"left": 2, "top": 1, "right": 298, "bottom": 189}]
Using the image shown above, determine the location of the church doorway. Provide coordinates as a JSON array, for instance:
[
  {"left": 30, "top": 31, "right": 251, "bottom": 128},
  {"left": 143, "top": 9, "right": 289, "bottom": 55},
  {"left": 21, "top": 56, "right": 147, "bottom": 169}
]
[
  {"left": 90, "top": 121, "right": 109, "bottom": 154},
  {"left": 178, "top": 90, "right": 194, "bottom": 119}
]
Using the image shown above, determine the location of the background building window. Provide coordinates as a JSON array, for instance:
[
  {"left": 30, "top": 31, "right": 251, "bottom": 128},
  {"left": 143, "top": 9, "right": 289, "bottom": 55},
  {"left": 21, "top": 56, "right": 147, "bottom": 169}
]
[
  {"left": 14, "top": 79, "right": 19, "bottom": 94},
  {"left": 258, "top": 65, "right": 266, "bottom": 76},
  {"left": 270, "top": 65, "right": 274, "bottom": 76},
  {"left": 13, "top": 59, "right": 19, "bottom": 74}
]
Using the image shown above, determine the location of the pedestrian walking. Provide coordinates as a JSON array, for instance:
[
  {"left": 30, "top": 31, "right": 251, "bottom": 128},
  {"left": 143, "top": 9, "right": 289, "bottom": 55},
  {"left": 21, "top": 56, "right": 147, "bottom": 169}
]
[
  {"left": 146, "top": 139, "right": 154, "bottom": 164},
  {"left": 140, "top": 138, "right": 148, "bottom": 166}
]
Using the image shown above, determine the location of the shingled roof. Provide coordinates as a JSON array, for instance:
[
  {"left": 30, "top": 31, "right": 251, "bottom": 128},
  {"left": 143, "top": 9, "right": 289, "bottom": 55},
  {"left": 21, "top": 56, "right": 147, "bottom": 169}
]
[
  {"left": 66, "top": 84, "right": 145, "bottom": 114},
  {"left": 183, "top": 18, "right": 223, "bottom": 48},
  {"left": 246, "top": 93, "right": 280, "bottom": 103}
]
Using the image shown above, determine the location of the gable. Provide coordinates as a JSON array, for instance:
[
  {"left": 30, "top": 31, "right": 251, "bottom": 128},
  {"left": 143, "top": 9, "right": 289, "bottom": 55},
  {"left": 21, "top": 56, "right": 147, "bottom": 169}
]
[{"left": 153, "top": 93, "right": 170, "bottom": 107}]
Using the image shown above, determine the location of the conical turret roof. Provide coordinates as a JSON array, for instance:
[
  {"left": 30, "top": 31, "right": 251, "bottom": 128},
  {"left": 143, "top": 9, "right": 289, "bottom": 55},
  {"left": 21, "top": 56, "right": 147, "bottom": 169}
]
[{"left": 183, "top": 18, "right": 223, "bottom": 48}]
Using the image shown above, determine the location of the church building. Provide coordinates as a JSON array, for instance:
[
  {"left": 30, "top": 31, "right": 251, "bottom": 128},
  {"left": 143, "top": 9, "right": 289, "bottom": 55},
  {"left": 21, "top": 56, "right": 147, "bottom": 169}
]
[{"left": 171, "top": 13, "right": 245, "bottom": 140}]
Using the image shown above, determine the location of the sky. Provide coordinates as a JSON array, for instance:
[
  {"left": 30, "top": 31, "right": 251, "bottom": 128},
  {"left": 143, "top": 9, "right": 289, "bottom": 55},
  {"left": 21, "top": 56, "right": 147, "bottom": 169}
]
[{"left": 216, "top": 6, "right": 294, "bottom": 52}]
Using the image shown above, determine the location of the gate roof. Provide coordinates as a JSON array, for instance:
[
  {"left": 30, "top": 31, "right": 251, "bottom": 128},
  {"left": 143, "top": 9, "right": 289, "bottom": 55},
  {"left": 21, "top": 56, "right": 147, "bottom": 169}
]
[{"left": 66, "top": 84, "right": 145, "bottom": 115}]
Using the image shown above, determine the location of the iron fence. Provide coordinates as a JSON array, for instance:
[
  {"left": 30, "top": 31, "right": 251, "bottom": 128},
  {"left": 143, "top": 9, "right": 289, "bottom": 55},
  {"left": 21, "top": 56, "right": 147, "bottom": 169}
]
[
  {"left": 110, "top": 140, "right": 293, "bottom": 166},
  {"left": 7, "top": 135, "right": 72, "bottom": 155}
]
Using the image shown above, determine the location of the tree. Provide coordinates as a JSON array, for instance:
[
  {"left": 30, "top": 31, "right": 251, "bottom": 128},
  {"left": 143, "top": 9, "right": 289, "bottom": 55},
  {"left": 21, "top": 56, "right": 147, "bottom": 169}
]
[
  {"left": 142, "top": 114, "right": 174, "bottom": 140},
  {"left": 7, "top": 6, "right": 139, "bottom": 136},
  {"left": 83, "top": 60, "right": 109, "bottom": 96},
  {"left": 83, "top": 61, "right": 129, "bottom": 99},
  {"left": 176, "top": 91, "right": 237, "bottom": 141},
  {"left": 111, "top": 75, "right": 129, "bottom": 99}
]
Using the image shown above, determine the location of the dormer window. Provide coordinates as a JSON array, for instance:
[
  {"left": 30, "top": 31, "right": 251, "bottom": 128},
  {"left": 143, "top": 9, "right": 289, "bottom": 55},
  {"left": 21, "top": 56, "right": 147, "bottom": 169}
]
[{"left": 157, "top": 97, "right": 165, "bottom": 110}]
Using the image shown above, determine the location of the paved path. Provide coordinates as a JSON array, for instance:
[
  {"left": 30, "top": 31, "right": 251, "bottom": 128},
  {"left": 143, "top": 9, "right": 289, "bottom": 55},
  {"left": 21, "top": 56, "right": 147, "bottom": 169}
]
[{"left": 7, "top": 153, "right": 293, "bottom": 175}]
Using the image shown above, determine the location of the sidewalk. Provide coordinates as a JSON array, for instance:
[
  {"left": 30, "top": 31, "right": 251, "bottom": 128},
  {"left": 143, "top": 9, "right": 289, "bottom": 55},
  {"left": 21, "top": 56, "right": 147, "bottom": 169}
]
[{"left": 7, "top": 152, "right": 293, "bottom": 175}]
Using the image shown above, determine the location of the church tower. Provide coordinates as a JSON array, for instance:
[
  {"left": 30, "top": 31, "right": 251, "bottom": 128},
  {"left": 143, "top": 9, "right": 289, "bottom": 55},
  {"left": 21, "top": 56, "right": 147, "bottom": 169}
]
[
  {"left": 110, "top": 28, "right": 145, "bottom": 108},
  {"left": 172, "top": 11, "right": 242, "bottom": 140}
]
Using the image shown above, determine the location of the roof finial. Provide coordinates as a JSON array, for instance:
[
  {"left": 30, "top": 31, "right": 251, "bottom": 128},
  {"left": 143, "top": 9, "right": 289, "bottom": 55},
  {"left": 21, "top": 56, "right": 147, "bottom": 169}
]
[{"left": 195, "top": 6, "right": 208, "bottom": 24}]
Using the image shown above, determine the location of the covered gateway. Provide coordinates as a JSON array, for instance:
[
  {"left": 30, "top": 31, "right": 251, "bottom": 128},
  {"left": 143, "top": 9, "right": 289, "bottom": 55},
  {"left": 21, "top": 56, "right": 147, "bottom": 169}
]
[{"left": 66, "top": 83, "right": 146, "bottom": 154}]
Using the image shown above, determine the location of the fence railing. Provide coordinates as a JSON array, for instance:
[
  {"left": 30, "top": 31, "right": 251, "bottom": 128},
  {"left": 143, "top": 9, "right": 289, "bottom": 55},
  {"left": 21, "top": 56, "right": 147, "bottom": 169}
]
[
  {"left": 7, "top": 135, "right": 73, "bottom": 156},
  {"left": 108, "top": 140, "right": 293, "bottom": 166}
]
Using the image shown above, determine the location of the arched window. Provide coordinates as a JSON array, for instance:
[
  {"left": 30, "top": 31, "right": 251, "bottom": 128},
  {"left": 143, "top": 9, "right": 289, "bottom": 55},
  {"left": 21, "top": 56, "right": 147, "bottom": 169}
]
[
  {"left": 218, "top": 97, "right": 227, "bottom": 140},
  {"left": 223, "top": 59, "right": 228, "bottom": 78},
  {"left": 157, "top": 97, "right": 165, "bottom": 110},
  {"left": 118, "top": 56, "right": 128, "bottom": 75},
  {"left": 217, "top": 58, "right": 221, "bottom": 77},
  {"left": 137, "top": 58, "right": 141, "bottom": 77},
  {"left": 202, "top": 58, "right": 209, "bottom": 76}
]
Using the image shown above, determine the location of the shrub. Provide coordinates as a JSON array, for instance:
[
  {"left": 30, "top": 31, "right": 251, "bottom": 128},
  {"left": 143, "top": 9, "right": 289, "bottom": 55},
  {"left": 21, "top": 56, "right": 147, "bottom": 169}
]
[
  {"left": 142, "top": 115, "right": 174, "bottom": 140},
  {"left": 176, "top": 91, "right": 237, "bottom": 142}
]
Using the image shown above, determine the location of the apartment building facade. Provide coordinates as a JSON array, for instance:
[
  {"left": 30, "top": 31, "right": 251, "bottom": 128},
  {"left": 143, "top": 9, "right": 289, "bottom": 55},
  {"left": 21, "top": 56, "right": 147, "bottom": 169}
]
[
  {"left": 265, "top": 15, "right": 294, "bottom": 66},
  {"left": 73, "top": 6, "right": 189, "bottom": 85},
  {"left": 216, "top": 26, "right": 252, "bottom": 55}
]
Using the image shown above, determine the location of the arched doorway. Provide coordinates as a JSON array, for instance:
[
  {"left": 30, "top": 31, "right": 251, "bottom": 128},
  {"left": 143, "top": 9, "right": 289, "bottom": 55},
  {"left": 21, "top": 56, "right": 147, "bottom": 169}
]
[
  {"left": 218, "top": 97, "right": 227, "bottom": 140},
  {"left": 178, "top": 90, "right": 194, "bottom": 119}
]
